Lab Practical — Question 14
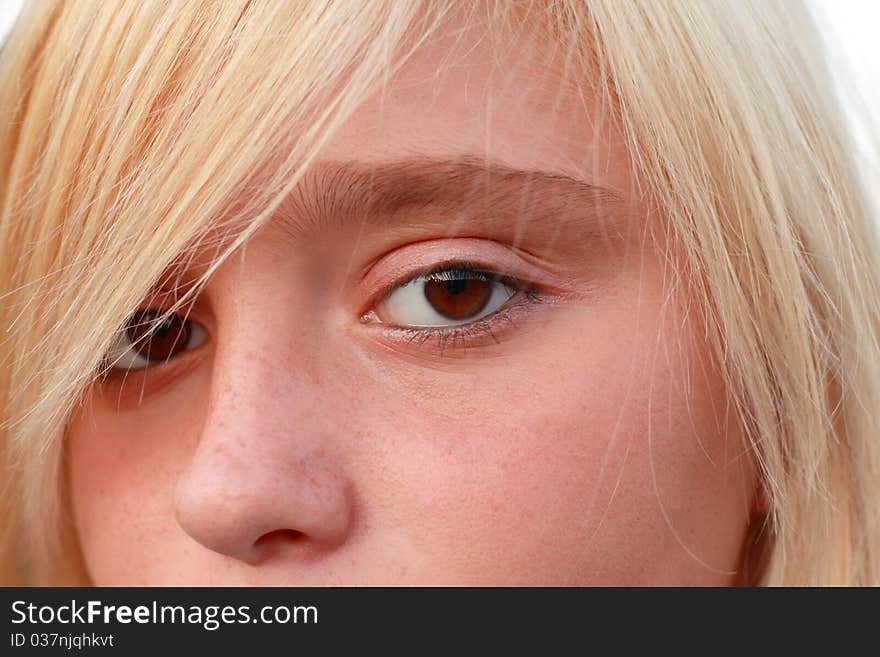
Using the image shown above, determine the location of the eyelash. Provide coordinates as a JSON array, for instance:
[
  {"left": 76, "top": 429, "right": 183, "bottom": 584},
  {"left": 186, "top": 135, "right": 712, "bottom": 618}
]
[
  {"left": 369, "top": 260, "right": 545, "bottom": 353},
  {"left": 394, "top": 298, "right": 537, "bottom": 353}
]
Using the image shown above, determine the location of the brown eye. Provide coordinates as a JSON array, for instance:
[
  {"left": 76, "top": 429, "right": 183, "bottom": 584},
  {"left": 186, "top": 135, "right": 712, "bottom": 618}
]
[
  {"left": 126, "top": 311, "right": 191, "bottom": 362},
  {"left": 423, "top": 278, "right": 493, "bottom": 320},
  {"left": 107, "top": 310, "right": 209, "bottom": 372},
  {"left": 377, "top": 266, "right": 517, "bottom": 328}
]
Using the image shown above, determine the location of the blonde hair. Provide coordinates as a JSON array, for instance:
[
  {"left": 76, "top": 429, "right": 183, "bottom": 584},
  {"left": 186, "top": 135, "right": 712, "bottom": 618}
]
[{"left": 1, "top": 0, "right": 878, "bottom": 585}]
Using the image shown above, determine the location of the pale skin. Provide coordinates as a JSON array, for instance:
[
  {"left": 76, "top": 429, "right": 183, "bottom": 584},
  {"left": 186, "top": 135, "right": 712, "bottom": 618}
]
[{"left": 66, "top": 9, "right": 757, "bottom": 585}]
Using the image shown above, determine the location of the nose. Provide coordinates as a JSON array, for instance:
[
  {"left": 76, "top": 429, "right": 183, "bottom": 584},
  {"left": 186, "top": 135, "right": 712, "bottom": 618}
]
[{"left": 174, "top": 336, "right": 355, "bottom": 565}]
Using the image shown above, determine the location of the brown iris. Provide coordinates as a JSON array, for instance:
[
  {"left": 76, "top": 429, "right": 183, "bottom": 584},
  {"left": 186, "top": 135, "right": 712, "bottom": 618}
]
[
  {"left": 126, "top": 311, "right": 191, "bottom": 362},
  {"left": 423, "top": 277, "right": 493, "bottom": 320}
]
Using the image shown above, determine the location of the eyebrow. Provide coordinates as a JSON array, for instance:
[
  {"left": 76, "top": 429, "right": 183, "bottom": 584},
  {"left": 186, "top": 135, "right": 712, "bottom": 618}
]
[
  {"left": 269, "top": 154, "right": 628, "bottom": 251},
  {"left": 157, "top": 154, "right": 630, "bottom": 301}
]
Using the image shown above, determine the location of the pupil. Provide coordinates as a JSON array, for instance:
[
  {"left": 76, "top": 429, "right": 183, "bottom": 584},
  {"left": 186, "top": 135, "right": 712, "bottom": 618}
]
[
  {"left": 423, "top": 277, "right": 493, "bottom": 320},
  {"left": 154, "top": 318, "right": 174, "bottom": 338},
  {"left": 127, "top": 311, "right": 190, "bottom": 362},
  {"left": 446, "top": 279, "right": 467, "bottom": 294}
]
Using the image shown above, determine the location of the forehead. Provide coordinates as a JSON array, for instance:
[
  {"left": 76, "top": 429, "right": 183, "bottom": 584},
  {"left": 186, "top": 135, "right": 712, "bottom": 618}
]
[{"left": 316, "top": 6, "right": 625, "bottom": 190}]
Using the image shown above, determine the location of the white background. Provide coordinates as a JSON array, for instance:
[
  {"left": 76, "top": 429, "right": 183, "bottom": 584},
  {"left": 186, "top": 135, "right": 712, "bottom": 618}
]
[{"left": 0, "top": 0, "right": 24, "bottom": 45}]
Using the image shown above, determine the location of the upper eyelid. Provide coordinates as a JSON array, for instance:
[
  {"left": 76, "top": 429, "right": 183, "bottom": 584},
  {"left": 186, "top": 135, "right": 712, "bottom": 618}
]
[
  {"left": 396, "top": 263, "right": 523, "bottom": 294},
  {"left": 356, "top": 234, "right": 583, "bottom": 302}
]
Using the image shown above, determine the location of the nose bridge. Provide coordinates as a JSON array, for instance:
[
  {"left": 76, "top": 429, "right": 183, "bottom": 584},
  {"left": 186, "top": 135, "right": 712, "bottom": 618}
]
[{"left": 173, "top": 287, "right": 354, "bottom": 564}]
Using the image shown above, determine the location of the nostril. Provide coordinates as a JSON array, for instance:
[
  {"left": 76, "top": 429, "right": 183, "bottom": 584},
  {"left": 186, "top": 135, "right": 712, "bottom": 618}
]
[{"left": 254, "top": 529, "right": 303, "bottom": 548}]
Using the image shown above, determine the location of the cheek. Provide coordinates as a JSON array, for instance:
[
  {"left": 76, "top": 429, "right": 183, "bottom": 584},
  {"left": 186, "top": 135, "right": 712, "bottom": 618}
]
[
  {"left": 366, "top": 299, "right": 752, "bottom": 584},
  {"left": 66, "top": 367, "right": 212, "bottom": 584}
]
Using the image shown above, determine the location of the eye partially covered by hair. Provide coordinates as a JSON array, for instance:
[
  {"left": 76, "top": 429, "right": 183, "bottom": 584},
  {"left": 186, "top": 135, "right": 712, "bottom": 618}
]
[{"left": 105, "top": 310, "right": 209, "bottom": 373}]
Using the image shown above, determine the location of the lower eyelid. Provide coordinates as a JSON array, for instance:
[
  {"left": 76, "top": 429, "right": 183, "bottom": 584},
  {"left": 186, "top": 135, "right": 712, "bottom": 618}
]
[
  {"left": 370, "top": 289, "right": 549, "bottom": 353},
  {"left": 97, "top": 343, "right": 208, "bottom": 402}
]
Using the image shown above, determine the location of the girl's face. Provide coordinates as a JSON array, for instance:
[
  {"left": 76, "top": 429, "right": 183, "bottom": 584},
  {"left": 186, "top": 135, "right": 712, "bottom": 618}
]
[{"left": 66, "top": 12, "right": 757, "bottom": 585}]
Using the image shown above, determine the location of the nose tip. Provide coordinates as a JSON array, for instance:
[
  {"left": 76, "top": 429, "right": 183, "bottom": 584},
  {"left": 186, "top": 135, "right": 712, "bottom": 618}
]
[{"left": 174, "top": 450, "right": 355, "bottom": 566}]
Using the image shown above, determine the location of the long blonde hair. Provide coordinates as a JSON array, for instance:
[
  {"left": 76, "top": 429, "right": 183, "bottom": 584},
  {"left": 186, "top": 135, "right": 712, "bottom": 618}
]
[{"left": 1, "top": 0, "right": 878, "bottom": 585}]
